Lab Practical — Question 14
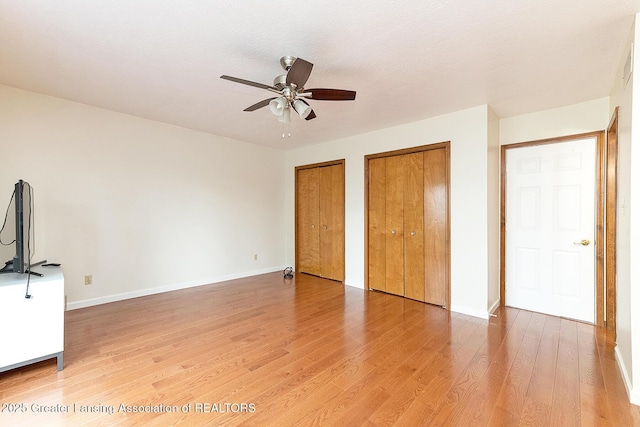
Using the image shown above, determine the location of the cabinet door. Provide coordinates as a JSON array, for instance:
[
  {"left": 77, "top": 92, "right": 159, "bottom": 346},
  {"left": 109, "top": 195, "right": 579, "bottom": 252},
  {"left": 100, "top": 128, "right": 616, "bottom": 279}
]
[
  {"left": 297, "top": 167, "right": 320, "bottom": 276},
  {"left": 404, "top": 152, "right": 425, "bottom": 301},
  {"left": 385, "top": 155, "right": 405, "bottom": 296},
  {"left": 424, "top": 148, "right": 448, "bottom": 306},
  {"left": 368, "top": 158, "right": 387, "bottom": 291},
  {"left": 319, "top": 164, "right": 345, "bottom": 281}
]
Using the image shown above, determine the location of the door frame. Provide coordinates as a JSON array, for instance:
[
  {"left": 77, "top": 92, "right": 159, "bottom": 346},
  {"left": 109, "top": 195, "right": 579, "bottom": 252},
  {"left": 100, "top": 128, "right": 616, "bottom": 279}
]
[
  {"left": 364, "top": 142, "right": 451, "bottom": 309},
  {"left": 606, "top": 108, "right": 619, "bottom": 335},
  {"left": 294, "top": 159, "right": 346, "bottom": 282},
  {"left": 500, "top": 131, "right": 605, "bottom": 326}
]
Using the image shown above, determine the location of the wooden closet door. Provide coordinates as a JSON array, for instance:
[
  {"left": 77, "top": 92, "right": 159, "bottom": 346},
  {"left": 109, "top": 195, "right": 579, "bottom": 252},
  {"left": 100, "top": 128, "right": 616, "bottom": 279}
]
[
  {"left": 368, "top": 158, "right": 387, "bottom": 291},
  {"left": 423, "top": 148, "right": 448, "bottom": 306},
  {"left": 297, "top": 168, "right": 320, "bottom": 276},
  {"left": 404, "top": 152, "right": 425, "bottom": 301},
  {"left": 385, "top": 155, "right": 405, "bottom": 296},
  {"left": 319, "top": 164, "right": 345, "bottom": 281}
]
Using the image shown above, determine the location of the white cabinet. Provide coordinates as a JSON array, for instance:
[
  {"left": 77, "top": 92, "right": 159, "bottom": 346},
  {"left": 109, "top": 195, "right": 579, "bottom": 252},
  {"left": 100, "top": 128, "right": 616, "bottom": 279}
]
[{"left": 0, "top": 267, "right": 64, "bottom": 372}]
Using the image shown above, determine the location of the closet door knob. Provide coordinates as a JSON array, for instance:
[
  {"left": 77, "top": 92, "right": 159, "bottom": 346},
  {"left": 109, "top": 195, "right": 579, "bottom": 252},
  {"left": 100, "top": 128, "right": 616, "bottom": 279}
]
[
  {"left": 391, "top": 230, "right": 396, "bottom": 234},
  {"left": 311, "top": 224, "right": 316, "bottom": 229},
  {"left": 323, "top": 225, "right": 327, "bottom": 230},
  {"left": 411, "top": 231, "right": 416, "bottom": 236}
]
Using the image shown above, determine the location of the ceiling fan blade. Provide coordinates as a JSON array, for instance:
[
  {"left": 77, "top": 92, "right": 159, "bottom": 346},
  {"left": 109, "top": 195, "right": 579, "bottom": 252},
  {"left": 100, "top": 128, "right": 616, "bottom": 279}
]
[
  {"left": 286, "top": 58, "right": 313, "bottom": 87},
  {"left": 307, "top": 88, "right": 356, "bottom": 101},
  {"left": 220, "top": 75, "right": 276, "bottom": 91},
  {"left": 243, "top": 98, "right": 276, "bottom": 112}
]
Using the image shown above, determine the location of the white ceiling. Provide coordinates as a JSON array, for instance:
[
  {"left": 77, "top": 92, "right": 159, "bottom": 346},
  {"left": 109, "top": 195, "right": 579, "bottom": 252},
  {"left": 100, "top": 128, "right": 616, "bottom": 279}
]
[{"left": 1, "top": 1, "right": 639, "bottom": 149}]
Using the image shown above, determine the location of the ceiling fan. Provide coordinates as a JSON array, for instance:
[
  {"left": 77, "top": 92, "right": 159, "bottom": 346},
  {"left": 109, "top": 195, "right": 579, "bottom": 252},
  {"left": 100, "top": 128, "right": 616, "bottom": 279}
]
[{"left": 220, "top": 56, "right": 356, "bottom": 123}]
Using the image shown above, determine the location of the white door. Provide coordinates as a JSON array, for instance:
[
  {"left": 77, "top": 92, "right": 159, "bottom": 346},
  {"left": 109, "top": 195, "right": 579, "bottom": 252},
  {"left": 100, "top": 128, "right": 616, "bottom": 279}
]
[{"left": 505, "top": 137, "right": 596, "bottom": 323}]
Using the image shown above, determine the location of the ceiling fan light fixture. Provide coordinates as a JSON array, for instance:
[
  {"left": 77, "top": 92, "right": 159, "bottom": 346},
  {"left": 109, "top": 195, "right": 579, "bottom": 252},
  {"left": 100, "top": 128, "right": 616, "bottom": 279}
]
[
  {"left": 269, "top": 97, "right": 287, "bottom": 116},
  {"left": 277, "top": 105, "right": 291, "bottom": 123},
  {"left": 292, "top": 99, "right": 312, "bottom": 119}
]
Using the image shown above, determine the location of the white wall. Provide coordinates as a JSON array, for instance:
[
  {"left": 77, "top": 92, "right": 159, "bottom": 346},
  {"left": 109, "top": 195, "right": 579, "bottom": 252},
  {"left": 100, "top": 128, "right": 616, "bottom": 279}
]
[
  {"left": 0, "top": 85, "right": 287, "bottom": 308},
  {"left": 487, "top": 107, "right": 501, "bottom": 311},
  {"left": 285, "top": 105, "right": 494, "bottom": 319},
  {"left": 628, "top": 24, "right": 640, "bottom": 407},
  {"left": 499, "top": 98, "right": 610, "bottom": 145},
  {"left": 610, "top": 15, "right": 640, "bottom": 405}
]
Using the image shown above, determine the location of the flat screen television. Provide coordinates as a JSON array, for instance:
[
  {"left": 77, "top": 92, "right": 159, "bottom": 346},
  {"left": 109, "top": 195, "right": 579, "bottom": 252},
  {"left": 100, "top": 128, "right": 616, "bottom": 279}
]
[{"left": 0, "top": 180, "right": 44, "bottom": 275}]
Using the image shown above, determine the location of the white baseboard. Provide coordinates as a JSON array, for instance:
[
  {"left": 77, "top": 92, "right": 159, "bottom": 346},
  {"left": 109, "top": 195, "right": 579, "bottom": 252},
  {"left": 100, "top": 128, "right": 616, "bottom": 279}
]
[
  {"left": 615, "top": 345, "right": 640, "bottom": 406},
  {"left": 450, "top": 304, "right": 490, "bottom": 320},
  {"left": 66, "top": 266, "right": 286, "bottom": 311},
  {"left": 487, "top": 298, "right": 501, "bottom": 316}
]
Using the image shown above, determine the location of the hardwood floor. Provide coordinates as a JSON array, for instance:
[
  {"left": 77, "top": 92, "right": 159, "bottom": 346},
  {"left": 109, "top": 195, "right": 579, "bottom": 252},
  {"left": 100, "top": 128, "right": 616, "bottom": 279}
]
[{"left": 1, "top": 272, "right": 638, "bottom": 426}]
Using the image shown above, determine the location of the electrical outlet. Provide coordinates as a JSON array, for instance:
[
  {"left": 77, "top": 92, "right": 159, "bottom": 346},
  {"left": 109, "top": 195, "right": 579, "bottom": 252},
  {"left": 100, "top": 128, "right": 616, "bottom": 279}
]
[
  {"left": 254, "top": 254, "right": 258, "bottom": 261},
  {"left": 84, "top": 275, "right": 92, "bottom": 286}
]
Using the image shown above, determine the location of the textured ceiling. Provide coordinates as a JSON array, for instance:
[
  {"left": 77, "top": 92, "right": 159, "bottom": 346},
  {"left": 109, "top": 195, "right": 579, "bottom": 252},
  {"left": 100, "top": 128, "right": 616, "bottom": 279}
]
[{"left": 1, "top": 1, "right": 639, "bottom": 149}]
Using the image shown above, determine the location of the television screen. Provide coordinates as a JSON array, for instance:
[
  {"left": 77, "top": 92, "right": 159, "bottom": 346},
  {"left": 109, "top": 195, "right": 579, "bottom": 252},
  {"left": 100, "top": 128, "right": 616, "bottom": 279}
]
[{"left": 1, "top": 180, "right": 34, "bottom": 274}]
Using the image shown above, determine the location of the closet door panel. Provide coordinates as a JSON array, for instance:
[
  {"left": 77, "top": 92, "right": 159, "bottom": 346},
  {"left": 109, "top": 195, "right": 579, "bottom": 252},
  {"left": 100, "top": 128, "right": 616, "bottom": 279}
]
[
  {"left": 368, "top": 158, "right": 387, "bottom": 291},
  {"left": 404, "top": 152, "right": 425, "bottom": 301},
  {"left": 385, "top": 155, "right": 405, "bottom": 296},
  {"left": 319, "top": 164, "right": 345, "bottom": 281},
  {"left": 331, "top": 164, "right": 345, "bottom": 281},
  {"left": 424, "top": 148, "right": 448, "bottom": 306},
  {"left": 297, "top": 168, "right": 320, "bottom": 276}
]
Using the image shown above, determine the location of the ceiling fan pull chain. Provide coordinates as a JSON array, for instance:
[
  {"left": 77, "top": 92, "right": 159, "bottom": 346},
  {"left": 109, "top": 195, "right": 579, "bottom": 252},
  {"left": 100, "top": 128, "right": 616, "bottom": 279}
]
[{"left": 281, "top": 122, "right": 291, "bottom": 138}]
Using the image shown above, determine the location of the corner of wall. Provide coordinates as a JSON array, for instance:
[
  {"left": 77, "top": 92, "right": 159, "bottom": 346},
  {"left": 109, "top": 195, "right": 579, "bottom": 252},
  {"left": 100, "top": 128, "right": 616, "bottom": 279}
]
[
  {"left": 450, "top": 304, "right": 490, "bottom": 320},
  {"left": 615, "top": 345, "right": 640, "bottom": 405},
  {"left": 487, "top": 105, "right": 501, "bottom": 306}
]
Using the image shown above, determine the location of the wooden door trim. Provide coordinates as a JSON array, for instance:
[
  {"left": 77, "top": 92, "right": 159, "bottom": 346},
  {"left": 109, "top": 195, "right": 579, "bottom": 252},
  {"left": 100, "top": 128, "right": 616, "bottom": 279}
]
[
  {"left": 364, "top": 142, "right": 451, "bottom": 310},
  {"left": 365, "top": 142, "right": 450, "bottom": 160},
  {"left": 606, "top": 108, "right": 618, "bottom": 335},
  {"left": 294, "top": 159, "right": 346, "bottom": 282},
  {"left": 295, "top": 159, "right": 345, "bottom": 171},
  {"left": 500, "top": 131, "right": 606, "bottom": 326}
]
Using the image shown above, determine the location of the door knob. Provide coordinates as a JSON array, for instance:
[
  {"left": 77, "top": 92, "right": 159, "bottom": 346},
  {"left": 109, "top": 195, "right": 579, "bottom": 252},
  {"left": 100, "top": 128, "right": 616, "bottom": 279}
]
[
  {"left": 391, "top": 230, "right": 396, "bottom": 234},
  {"left": 573, "top": 239, "right": 590, "bottom": 246},
  {"left": 323, "top": 225, "right": 327, "bottom": 230},
  {"left": 311, "top": 224, "right": 315, "bottom": 229},
  {"left": 410, "top": 231, "right": 416, "bottom": 236}
]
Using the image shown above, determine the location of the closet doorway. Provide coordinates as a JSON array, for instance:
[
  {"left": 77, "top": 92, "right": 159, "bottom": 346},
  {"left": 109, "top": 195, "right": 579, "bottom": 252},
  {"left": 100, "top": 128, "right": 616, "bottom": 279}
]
[
  {"left": 295, "top": 160, "right": 345, "bottom": 282},
  {"left": 365, "top": 143, "right": 451, "bottom": 307}
]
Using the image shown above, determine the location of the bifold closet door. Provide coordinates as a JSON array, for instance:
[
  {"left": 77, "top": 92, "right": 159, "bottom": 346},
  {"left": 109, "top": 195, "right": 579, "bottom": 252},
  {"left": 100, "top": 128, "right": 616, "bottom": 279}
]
[
  {"left": 403, "top": 152, "right": 425, "bottom": 301},
  {"left": 384, "top": 155, "right": 405, "bottom": 296},
  {"left": 369, "top": 152, "right": 425, "bottom": 299},
  {"left": 297, "top": 167, "right": 321, "bottom": 276},
  {"left": 318, "top": 164, "right": 345, "bottom": 281},
  {"left": 368, "top": 158, "right": 387, "bottom": 292},
  {"left": 296, "top": 163, "right": 345, "bottom": 282},
  {"left": 367, "top": 146, "right": 449, "bottom": 306},
  {"left": 423, "top": 148, "right": 447, "bottom": 306}
]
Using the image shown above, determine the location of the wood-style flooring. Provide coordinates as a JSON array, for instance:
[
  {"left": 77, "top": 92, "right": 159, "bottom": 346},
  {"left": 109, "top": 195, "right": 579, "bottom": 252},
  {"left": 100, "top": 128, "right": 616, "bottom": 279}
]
[{"left": 1, "top": 272, "right": 638, "bottom": 426}]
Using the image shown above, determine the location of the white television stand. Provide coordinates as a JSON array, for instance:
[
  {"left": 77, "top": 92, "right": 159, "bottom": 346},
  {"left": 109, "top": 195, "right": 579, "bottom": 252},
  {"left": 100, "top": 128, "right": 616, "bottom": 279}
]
[{"left": 0, "top": 267, "right": 64, "bottom": 373}]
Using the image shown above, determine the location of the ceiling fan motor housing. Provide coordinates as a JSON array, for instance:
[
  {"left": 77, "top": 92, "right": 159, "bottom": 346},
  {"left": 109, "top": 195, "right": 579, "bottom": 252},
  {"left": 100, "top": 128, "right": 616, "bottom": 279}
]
[
  {"left": 280, "top": 56, "right": 297, "bottom": 71},
  {"left": 273, "top": 74, "right": 287, "bottom": 90}
]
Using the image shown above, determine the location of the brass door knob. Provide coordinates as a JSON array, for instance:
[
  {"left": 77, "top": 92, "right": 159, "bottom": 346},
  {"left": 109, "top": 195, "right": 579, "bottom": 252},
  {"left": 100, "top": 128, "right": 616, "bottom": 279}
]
[{"left": 573, "top": 239, "right": 590, "bottom": 246}]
